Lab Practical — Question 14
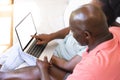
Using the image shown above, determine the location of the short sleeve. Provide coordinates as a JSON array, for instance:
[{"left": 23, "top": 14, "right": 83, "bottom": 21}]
[{"left": 66, "top": 55, "right": 100, "bottom": 80}]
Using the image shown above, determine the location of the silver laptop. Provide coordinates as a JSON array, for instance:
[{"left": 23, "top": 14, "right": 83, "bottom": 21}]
[{"left": 15, "top": 12, "right": 47, "bottom": 58}]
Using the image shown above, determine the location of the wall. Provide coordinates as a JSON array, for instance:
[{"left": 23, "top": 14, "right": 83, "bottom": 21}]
[
  {"left": 14, "top": 0, "right": 68, "bottom": 44},
  {"left": 14, "top": 0, "right": 120, "bottom": 44}
]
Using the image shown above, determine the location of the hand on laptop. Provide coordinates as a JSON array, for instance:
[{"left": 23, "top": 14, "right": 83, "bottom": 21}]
[{"left": 31, "top": 34, "right": 53, "bottom": 45}]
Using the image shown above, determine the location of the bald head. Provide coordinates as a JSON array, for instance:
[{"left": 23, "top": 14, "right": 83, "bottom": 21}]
[
  {"left": 70, "top": 4, "right": 108, "bottom": 37},
  {"left": 69, "top": 4, "right": 112, "bottom": 50}
]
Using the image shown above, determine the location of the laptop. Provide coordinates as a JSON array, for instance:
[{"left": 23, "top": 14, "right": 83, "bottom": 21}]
[{"left": 15, "top": 12, "right": 47, "bottom": 58}]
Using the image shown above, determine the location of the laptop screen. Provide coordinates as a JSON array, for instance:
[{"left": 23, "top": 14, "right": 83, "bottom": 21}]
[{"left": 15, "top": 12, "right": 37, "bottom": 50}]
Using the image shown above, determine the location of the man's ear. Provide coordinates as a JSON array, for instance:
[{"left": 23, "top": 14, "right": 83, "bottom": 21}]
[{"left": 84, "top": 30, "right": 91, "bottom": 39}]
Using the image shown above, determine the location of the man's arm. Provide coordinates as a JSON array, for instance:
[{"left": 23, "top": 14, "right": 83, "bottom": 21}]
[
  {"left": 32, "top": 27, "right": 70, "bottom": 45},
  {"left": 50, "top": 27, "right": 70, "bottom": 39},
  {"left": 36, "top": 58, "right": 51, "bottom": 80},
  {"left": 51, "top": 55, "right": 82, "bottom": 72}
]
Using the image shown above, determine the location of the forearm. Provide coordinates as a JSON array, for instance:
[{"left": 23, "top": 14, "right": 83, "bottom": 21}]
[
  {"left": 51, "top": 55, "right": 82, "bottom": 72},
  {"left": 65, "top": 55, "right": 82, "bottom": 71},
  {"left": 1, "top": 66, "right": 41, "bottom": 80},
  {"left": 36, "top": 58, "right": 51, "bottom": 80},
  {"left": 51, "top": 55, "right": 72, "bottom": 72},
  {"left": 49, "top": 27, "right": 70, "bottom": 40},
  {"left": 40, "top": 69, "right": 51, "bottom": 80}
]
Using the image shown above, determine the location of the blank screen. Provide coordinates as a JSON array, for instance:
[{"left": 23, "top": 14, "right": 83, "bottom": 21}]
[{"left": 15, "top": 13, "right": 37, "bottom": 50}]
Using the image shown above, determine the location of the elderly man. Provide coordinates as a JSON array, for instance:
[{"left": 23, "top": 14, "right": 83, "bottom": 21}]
[
  {"left": 37, "top": 4, "right": 120, "bottom": 80},
  {"left": 0, "top": 0, "right": 120, "bottom": 72},
  {"left": 0, "top": 3, "right": 120, "bottom": 80}
]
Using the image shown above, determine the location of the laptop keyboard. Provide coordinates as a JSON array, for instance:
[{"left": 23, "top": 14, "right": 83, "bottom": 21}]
[{"left": 27, "top": 40, "right": 47, "bottom": 58}]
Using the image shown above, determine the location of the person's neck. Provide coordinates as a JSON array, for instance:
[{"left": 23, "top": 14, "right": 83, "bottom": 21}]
[{"left": 88, "top": 32, "right": 113, "bottom": 52}]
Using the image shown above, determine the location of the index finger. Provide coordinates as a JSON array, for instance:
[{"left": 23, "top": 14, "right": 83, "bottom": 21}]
[{"left": 31, "top": 35, "right": 39, "bottom": 39}]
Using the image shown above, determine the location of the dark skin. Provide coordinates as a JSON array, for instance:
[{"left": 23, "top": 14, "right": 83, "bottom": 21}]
[
  {"left": 37, "top": 4, "right": 113, "bottom": 80},
  {"left": 69, "top": 4, "right": 113, "bottom": 51},
  {"left": 0, "top": 0, "right": 118, "bottom": 80},
  {"left": 0, "top": 58, "right": 67, "bottom": 80},
  {"left": 33, "top": 0, "right": 120, "bottom": 44},
  {"left": 33, "top": 0, "right": 119, "bottom": 46},
  {"left": 30, "top": 0, "right": 119, "bottom": 74},
  {"left": 0, "top": 66, "right": 40, "bottom": 80}
]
